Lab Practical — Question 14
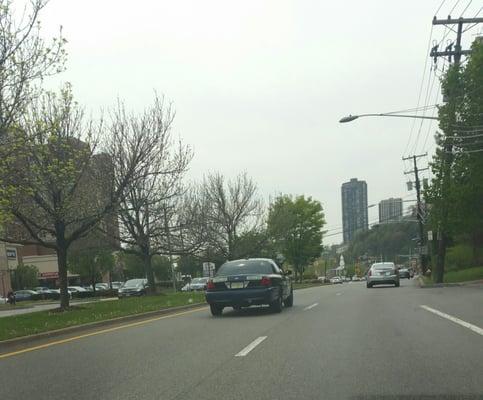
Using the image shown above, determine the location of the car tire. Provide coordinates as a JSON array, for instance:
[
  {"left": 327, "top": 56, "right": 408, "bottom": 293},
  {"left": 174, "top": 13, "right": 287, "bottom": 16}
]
[
  {"left": 270, "top": 291, "right": 283, "bottom": 313},
  {"left": 283, "top": 288, "right": 294, "bottom": 307},
  {"left": 210, "top": 304, "right": 223, "bottom": 316},
  {"left": 366, "top": 282, "right": 372, "bottom": 288},
  {"left": 395, "top": 281, "right": 400, "bottom": 287},
  {"left": 232, "top": 305, "right": 242, "bottom": 311}
]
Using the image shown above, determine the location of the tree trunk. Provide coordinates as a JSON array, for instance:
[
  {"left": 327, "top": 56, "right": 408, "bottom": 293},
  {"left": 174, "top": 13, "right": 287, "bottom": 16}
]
[
  {"left": 143, "top": 253, "right": 156, "bottom": 294},
  {"left": 435, "top": 235, "right": 446, "bottom": 284},
  {"left": 57, "top": 246, "right": 70, "bottom": 310}
]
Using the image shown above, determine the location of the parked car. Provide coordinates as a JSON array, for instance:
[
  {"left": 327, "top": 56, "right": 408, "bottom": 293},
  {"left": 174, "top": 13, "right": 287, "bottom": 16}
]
[
  {"left": 367, "top": 262, "right": 400, "bottom": 288},
  {"left": 68, "top": 286, "right": 88, "bottom": 293},
  {"left": 317, "top": 276, "right": 329, "bottom": 283},
  {"left": 95, "top": 283, "right": 109, "bottom": 291},
  {"left": 118, "top": 279, "right": 148, "bottom": 298},
  {"left": 51, "top": 288, "right": 74, "bottom": 298},
  {"left": 33, "top": 286, "right": 56, "bottom": 299},
  {"left": 0, "top": 295, "right": 7, "bottom": 304},
  {"left": 398, "top": 267, "right": 411, "bottom": 279},
  {"left": 14, "top": 290, "right": 39, "bottom": 301},
  {"left": 181, "top": 277, "right": 210, "bottom": 292},
  {"left": 205, "top": 258, "right": 293, "bottom": 316},
  {"left": 330, "top": 276, "right": 343, "bottom": 284},
  {"left": 111, "top": 281, "right": 124, "bottom": 290}
]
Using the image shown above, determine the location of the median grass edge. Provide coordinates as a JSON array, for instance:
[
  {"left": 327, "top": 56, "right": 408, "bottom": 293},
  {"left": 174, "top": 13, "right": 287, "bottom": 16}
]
[{"left": 0, "top": 301, "right": 207, "bottom": 349}]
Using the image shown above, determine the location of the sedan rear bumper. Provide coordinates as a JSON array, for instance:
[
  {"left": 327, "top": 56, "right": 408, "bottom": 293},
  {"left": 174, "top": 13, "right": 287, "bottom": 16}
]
[
  {"left": 368, "top": 275, "right": 399, "bottom": 285},
  {"left": 205, "top": 287, "right": 277, "bottom": 307}
]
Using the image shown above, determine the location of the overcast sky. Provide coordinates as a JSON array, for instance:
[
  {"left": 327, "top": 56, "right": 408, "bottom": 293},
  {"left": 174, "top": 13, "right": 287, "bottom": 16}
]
[{"left": 40, "top": 0, "right": 482, "bottom": 245}]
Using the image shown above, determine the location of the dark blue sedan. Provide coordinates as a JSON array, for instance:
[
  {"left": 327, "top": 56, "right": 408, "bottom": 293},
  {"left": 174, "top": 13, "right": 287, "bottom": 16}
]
[{"left": 205, "top": 258, "right": 293, "bottom": 316}]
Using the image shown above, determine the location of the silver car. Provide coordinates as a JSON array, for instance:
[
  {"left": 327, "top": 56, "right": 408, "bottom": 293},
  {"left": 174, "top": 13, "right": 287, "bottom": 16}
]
[{"left": 367, "top": 262, "right": 400, "bottom": 288}]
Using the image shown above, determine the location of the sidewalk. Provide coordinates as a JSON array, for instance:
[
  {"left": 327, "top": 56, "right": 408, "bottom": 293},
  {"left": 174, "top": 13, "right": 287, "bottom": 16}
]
[{"left": 0, "top": 297, "right": 118, "bottom": 318}]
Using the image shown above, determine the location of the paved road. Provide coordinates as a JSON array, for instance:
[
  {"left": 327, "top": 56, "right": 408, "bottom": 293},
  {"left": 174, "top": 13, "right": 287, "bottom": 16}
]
[{"left": 0, "top": 279, "right": 482, "bottom": 399}]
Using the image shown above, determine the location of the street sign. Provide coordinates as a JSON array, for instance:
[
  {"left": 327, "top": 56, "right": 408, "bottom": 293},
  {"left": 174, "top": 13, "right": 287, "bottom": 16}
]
[
  {"left": 202, "top": 262, "right": 215, "bottom": 278},
  {"left": 427, "top": 230, "right": 433, "bottom": 241}
]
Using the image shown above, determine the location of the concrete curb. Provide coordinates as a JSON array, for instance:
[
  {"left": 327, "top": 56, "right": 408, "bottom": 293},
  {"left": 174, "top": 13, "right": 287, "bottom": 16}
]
[
  {"left": 0, "top": 302, "right": 207, "bottom": 350},
  {"left": 417, "top": 276, "right": 483, "bottom": 288}
]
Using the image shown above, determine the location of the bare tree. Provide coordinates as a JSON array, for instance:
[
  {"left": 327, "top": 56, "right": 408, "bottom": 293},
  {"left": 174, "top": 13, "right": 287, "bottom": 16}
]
[
  {"left": 202, "top": 172, "right": 264, "bottom": 260},
  {"left": 110, "top": 96, "right": 195, "bottom": 291},
  {"left": 0, "top": 0, "right": 66, "bottom": 133},
  {"left": 0, "top": 86, "right": 160, "bottom": 309}
]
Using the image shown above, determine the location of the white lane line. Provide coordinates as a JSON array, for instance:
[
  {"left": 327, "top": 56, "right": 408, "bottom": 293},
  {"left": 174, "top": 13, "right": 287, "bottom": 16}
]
[
  {"left": 304, "top": 302, "right": 318, "bottom": 311},
  {"left": 420, "top": 305, "right": 483, "bottom": 337},
  {"left": 235, "top": 336, "right": 268, "bottom": 357},
  {"left": 336, "top": 292, "right": 342, "bottom": 296}
]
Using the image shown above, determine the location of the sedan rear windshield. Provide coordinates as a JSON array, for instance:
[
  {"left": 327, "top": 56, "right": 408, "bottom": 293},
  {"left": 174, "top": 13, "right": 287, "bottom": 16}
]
[
  {"left": 374, "top": 264, "right": 395, "bottom": 269},
  {"left": 216, "top": 260, "right": 275, "bottom": 276}
]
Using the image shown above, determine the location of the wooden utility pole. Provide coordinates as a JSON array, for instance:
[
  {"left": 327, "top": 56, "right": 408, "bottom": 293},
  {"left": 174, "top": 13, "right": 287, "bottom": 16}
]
[{"left": 403, "top": 154, "right": 429, "bottom": 274}]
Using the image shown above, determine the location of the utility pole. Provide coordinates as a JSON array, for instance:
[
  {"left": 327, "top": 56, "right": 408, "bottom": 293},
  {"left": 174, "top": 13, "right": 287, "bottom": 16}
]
[
  {"left": 403, "top": 153, "right": 429, "bottom": 274},
  {"left": 163, "top": 206, "right": 177, "bottom": 292},
  {"left": 429, "top": 15, "right": 483, "bottom": 283}
]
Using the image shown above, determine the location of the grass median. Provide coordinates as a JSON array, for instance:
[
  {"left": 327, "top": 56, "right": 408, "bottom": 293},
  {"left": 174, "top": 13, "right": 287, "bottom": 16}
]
[
  {"left": 422, "top": 266, "right": 483, "bottom": 285},
  {"left": 0, "top": 292, "right": 205, "bottom": 342}
]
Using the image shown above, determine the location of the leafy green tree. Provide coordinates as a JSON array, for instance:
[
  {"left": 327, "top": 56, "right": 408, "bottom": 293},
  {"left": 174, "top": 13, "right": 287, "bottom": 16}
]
[
  {"left": 267, "top": 195, "right": 325, "bottom": 281},
  {"left": 12, "top": 264, "right": 39, "bottom": 290},
  {"left": 68, "top": 248, "right": 114, "bottom": 294},
  {"left": 345, "top": 221, "right": 419, "bottom": 265},
  {"left": 425, "top": 40, "right": 483, "bottom": 281}
]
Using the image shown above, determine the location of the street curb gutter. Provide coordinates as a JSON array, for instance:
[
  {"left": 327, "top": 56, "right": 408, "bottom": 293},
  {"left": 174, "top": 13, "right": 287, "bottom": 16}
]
[
  {"left": 0, "top": 302, "right": 207, "bottom": 351},
  {"left": 417, "top": 276, "right": 483, "bottom": 288}
]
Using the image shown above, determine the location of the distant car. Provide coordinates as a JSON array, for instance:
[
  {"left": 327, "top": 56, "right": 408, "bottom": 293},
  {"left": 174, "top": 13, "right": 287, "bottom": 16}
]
[
  {"left": 95, "top": 283, "right": 109, "bottom": 291},
  {"left": 205, "top": 258, "right": 293, "bottom": 316},
  {"left": 14, "top": 290, "right": 39, "bottom": 301},
  {"left": 367, "top": 262, "right": 400, "bottom": 288},
  {"left": 330, "top": 276, "right": 343, "bottom": 284},
  {"left": 33, "top": 286, "right": 56, "bottom": 299},
  {"left": 68, "top": 286, "right": 88, "bottom": 293},
  {"left": 51, "top": 288, "right": 74, "bottom": 298},
  {"left": 0, "top": 296, "right": 7, "bottom": 304},
  {"left": 398, "top": 268, "right": 410, "bottom": 279},
  {"left": 118, "top": 279, "right": 148, "bottom": 298},
  {"left": 110, "top": 281, "right": 123, "bottom": 290},
  {"left": 181, "top": 277, "right": 210, "bottom": 292},
  {"left": 352, "top": 276, "right": 361, "bottom": 281},
  {"left": 317, "top": 276, "right": 329, "bottom": 283}
]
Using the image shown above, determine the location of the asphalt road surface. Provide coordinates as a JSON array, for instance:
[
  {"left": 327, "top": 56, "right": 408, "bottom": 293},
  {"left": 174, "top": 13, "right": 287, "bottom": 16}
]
[{"left": 1, "top": 279, "right": 482, "bottom": 399}]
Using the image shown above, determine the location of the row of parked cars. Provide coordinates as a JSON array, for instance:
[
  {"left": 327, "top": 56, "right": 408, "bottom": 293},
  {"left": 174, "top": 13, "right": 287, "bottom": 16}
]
[{"left": 6, "top": 282, "right": 125, "bottom": 302}]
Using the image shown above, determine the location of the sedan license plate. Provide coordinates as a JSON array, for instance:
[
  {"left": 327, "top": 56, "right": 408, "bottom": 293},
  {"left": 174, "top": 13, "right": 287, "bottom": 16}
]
[
  {"left": 384, "top": 271, "right": 392, "bottom": 276},
  {"left": 230, "top": 282, "right": 244, "bottom": 289}
]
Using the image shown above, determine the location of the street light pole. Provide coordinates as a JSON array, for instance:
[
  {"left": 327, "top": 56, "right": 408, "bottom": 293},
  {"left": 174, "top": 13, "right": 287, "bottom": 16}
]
[{"left": 339, "top": 113, "right": 439, "bottom": 123}]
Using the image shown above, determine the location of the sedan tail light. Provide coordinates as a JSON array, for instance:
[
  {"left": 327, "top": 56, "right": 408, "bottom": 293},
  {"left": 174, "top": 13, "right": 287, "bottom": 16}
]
[
  {"left": 206, "top": 280, "right": 215, "bottom": 290},
  {"left": 260, "top": 276, "right": 272, "bottom": 286},
  {"left": 368, "top": 270, "right": 372, "bottom": 276}
]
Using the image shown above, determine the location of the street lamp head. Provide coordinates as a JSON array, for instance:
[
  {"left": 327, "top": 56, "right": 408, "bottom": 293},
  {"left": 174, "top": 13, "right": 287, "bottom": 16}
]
[{"left": 339, "top": 115, "right": 359, "bottom": 123}]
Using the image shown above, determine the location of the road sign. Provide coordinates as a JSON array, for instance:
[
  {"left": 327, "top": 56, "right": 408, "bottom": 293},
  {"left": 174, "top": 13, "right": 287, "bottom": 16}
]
[
  {"left": 427, "top": 230, "right": 433, "bottom": 241},
  {"left": 202, "top": 262, "right": 215, "bottom": 278}
]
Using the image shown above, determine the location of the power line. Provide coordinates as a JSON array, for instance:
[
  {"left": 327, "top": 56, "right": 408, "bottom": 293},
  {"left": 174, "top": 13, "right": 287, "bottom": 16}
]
[
  {"left": 463, "top": 5, "right": 483, "bottom": 31},
  {"left": 460, "top": 0, "right": 473, "bottom": 17},
  {"left": 403, "top": 24, "right": 435, "bottom": 156}
]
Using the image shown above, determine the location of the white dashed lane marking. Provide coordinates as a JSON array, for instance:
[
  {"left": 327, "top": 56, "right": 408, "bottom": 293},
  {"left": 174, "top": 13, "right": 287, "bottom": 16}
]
[
  {"left": 420, "top": 305, "right": 483, "bottom": 337},
  {"left": 235, "top": 336, "right": 268, "bottom": 357},
  {"left": 304, "top": 303, "right": 318, "bottom": 311}
]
